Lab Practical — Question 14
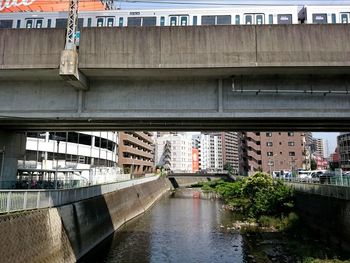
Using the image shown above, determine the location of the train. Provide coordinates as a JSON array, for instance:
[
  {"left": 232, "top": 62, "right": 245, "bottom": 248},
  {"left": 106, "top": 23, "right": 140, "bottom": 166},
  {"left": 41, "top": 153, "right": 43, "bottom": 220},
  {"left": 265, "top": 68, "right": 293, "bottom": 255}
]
[{"left": 0, "top": 5, "right": 349, "bottom": 29}]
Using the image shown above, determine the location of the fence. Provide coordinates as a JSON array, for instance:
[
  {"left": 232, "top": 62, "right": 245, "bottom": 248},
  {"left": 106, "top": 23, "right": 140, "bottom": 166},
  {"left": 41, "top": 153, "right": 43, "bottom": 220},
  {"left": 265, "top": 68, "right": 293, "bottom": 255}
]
[
  {"left": 281, "top": 175, "right": 350, "bottom": 187},
  {"left": 0, "top": 175, "right": 159, "bottom": 214}
]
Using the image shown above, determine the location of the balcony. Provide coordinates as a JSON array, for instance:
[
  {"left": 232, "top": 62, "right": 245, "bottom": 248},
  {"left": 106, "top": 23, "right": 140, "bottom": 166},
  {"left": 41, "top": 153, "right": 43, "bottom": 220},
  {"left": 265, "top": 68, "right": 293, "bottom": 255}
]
[
  {"left": 123, "top": 145, "right": 153, "bottom": 159},
  {"left": 122, "top": 133, "right": 154, "bottom": 152}
]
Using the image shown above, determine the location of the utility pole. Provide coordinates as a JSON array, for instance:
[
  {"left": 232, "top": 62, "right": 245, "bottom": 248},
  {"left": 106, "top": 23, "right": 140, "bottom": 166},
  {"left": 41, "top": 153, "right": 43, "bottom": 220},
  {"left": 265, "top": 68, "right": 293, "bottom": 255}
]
[
  {"left": 65, "top": 0, "right": 79, "bottom": 50},
  {"left": 59, "top": 0, "right": 89, "bottom": 89}
]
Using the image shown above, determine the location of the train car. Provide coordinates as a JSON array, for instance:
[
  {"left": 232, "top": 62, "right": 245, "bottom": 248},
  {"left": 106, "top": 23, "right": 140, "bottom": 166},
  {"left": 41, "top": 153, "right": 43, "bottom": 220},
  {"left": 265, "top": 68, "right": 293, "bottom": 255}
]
[
  {"left": 0, "top": 6, "right": 300, "bottom": 29},
  {"left": 305, "top": 5, "right": 350, "bottom": 24}
]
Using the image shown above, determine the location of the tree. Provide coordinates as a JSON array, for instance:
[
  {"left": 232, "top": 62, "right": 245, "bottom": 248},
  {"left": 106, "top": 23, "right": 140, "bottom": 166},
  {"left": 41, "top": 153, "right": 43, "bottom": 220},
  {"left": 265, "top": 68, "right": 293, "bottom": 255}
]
[
  {"left": 311, "top": 159, "right": 317, "bottom": 170},
  {"left": 223, "top": 162, "right": 234, "bottom": 175}
]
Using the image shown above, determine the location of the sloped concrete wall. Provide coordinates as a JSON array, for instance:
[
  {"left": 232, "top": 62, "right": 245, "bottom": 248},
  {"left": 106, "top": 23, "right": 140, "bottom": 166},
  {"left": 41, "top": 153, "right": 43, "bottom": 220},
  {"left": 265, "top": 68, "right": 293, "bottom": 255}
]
[
  {"left": 295, "top": 192, "right": 350, "bottom": 252},
  {"left": 0, "top": 177, "right": 170, "bottom": 263}
]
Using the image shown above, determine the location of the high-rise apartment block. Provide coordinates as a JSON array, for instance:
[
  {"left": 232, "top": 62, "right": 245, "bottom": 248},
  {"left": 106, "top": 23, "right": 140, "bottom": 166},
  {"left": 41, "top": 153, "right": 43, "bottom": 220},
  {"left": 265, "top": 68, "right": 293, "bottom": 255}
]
[
  {"left": 155, "top": 133, "right": 192, "bottom": 172},
  {"left": 197, "top": 133, "right": 223, "bottom": 171},
  {"left": 118, "top": 132, "right": 154, "bottom": 174},
  {"left": 313, "top": 138, "right": 325, "bottom": 158},
  {"left": 241, "top": 132, "right": 306, "bottom": 175}
]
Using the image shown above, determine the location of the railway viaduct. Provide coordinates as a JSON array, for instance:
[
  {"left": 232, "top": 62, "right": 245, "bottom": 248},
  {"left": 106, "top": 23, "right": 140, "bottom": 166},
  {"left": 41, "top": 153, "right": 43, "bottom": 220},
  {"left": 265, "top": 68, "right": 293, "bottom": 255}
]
[{"left": 0, "top": 24, "right": 350, "bottom": 179}]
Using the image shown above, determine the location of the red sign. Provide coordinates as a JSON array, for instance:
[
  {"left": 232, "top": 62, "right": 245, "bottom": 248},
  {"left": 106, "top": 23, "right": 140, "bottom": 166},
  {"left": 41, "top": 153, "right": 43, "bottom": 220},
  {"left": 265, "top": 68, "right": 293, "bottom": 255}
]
[{"left": 192, "top": 148, "right": 199, "bottom": 172}]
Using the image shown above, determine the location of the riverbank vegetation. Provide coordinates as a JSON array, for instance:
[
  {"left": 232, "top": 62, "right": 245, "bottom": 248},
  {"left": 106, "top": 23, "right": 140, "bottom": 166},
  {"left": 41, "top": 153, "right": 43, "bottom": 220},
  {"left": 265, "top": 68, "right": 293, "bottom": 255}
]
[
  {"left": 195, "top": 172, "right": 350, "bottom": 262},
  {"left": 198, "top": 172, "right": 294, "bottom": 226}
]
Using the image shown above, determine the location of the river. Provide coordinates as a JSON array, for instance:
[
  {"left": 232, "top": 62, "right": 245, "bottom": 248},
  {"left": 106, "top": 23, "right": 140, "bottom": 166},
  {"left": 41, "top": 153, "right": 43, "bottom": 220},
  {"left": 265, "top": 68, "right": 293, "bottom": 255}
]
[{"left": 80, "top": 193, "right": 248, "bottom": 263}]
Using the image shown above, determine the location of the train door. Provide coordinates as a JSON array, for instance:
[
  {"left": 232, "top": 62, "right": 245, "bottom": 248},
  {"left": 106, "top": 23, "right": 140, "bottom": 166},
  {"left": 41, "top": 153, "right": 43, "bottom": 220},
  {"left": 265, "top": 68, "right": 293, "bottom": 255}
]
[
  {"left": 340, "top": 13, "right": 350, "bottom": 23},
  {"left": 169, "top": 15, "right": 189, "bottom": 26},
  {"left": 25, "top": 18, "right": 43, "bottom": 29},
  {"left": 96, "top": 17, "right": 115, "bottom": 27},
  {"left": 244, "top": 14, "right": 265, "bottom": 25}
]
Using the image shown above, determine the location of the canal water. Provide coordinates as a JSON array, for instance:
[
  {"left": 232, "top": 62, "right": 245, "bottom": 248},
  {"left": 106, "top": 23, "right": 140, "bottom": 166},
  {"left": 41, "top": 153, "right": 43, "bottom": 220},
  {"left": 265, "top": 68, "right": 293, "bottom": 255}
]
[{"left": 80, "top": 194, "right": 248, "bottom": 263}]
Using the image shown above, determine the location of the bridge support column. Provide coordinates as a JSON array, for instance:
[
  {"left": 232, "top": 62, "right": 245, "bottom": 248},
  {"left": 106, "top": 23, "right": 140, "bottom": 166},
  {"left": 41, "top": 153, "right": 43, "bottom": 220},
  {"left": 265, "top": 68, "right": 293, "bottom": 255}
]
[{"left": 0, "top": 131, "right": 26, "bottom": 188}]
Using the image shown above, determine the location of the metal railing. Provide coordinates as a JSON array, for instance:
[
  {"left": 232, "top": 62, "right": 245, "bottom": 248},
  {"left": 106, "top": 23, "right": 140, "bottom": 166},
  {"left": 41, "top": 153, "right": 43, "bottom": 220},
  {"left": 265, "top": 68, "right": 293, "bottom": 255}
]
[
  {"left": 0, "top": 175, "right": 159, "bottom": 214},
  {"left": 280, "top": 175, "right": 350, "bottom": 187}
]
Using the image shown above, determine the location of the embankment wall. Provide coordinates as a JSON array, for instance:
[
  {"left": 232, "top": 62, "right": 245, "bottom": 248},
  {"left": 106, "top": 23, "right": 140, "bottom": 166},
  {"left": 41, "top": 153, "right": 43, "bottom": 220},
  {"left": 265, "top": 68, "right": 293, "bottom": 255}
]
[{"left": 0, "top": 177, "right": 170, "bottom": 263}]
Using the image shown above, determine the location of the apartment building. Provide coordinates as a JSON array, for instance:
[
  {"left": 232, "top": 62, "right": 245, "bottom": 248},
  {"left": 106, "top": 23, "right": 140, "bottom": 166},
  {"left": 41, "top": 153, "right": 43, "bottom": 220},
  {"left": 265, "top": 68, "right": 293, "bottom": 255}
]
[
  {"left": 241, "top": 132, "right": 306, "bottom": 175},
  {"left": 155, "top": 133, "right": 192, "bottom": 172},
  {"left": 118, "top": 132, "right": 154, "bottom": 174}
]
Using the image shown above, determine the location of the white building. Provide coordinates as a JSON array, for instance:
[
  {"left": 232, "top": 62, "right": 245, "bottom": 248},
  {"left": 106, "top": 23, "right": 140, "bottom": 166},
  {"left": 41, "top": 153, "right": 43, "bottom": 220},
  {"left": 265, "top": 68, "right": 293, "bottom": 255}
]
[
  {"left": 197, "top": 133, "right": 223, "bottom": 171},
  {"left": 20, "top": 131, "right": 120, "bottom": 184},
  {"left": 155, "top": 133, "right": 192, "bottom": 172}
]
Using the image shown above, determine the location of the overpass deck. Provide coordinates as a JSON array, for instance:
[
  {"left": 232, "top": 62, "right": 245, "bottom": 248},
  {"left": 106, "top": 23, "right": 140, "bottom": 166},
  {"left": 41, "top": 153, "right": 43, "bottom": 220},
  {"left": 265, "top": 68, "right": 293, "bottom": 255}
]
[{"left": 0, "top": 25, "right": 350, "bottom": 130}]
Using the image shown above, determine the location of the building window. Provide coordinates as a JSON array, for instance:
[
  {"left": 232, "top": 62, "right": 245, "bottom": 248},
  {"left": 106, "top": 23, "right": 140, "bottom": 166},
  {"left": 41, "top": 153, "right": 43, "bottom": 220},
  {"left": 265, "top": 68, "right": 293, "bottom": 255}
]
[
  {"left": 288, "top": 142, "right": 295, "bottom": 146},
  {"left": 266, "top": 132, "right": 272, "bottom": 137},
  {"left": 266, "top": 142, "right": 273, "bottom": 147},
  {"left": 267, "top": 152, "right": 274, "bottom": 156},
  {"left": 289, "top": 152, "right": 296, "bottom": 156},
  {"left": 288, "top": 132, "right": 294, "bottom": 137}
]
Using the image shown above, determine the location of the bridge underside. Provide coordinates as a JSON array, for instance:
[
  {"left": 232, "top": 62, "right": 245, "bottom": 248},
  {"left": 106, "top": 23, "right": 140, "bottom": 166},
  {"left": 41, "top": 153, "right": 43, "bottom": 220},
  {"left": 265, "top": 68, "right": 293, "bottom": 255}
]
[{"left": 0, "top": 71, "right": 350, "bottom": 131}]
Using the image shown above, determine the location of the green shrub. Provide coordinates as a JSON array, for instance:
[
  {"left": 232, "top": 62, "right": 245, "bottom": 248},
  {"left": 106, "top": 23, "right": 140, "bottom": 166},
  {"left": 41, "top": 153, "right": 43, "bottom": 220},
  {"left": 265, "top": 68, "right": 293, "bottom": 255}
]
[{"left": 237, "top": 172, "right": 294, "bottom": 218}]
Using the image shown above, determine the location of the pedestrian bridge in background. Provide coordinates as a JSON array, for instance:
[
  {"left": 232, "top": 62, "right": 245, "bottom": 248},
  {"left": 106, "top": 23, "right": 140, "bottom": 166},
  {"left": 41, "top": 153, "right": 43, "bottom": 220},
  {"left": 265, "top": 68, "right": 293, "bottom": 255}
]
[{"left": 1, "top": 25, "right": 350, "bottom": 131}]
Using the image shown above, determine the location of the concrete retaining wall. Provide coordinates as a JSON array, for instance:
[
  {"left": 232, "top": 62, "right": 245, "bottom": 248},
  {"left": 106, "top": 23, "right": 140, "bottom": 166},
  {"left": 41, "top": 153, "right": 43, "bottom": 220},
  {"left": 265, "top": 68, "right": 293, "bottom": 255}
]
[
  {"left": 79, "top": 25, "right": 350, "bottom": 69},
  {"left": 295, "top": 192, "right": 350, "bottom": 252},
  {"left": 0, "top": 28, "right": 65, "bottom": 69},
  {"left": 0, "top": 177, "right": 170, "bottom": 263}
]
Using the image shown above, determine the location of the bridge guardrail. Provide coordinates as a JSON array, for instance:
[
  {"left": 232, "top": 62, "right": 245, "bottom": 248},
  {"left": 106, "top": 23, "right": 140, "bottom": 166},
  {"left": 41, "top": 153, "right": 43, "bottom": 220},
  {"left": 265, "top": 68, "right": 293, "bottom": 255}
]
[
  {"left": 0, "top": 175, "right": 159, "bottom": 214},
  {"left": 279, "top": 176, "right": 350, "bottom": 200}
]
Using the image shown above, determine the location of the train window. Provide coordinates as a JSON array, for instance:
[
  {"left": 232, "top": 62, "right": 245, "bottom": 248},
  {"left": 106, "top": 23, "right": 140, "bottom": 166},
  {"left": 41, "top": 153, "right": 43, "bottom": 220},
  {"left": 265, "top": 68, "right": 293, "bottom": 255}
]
[
  {"left": 97, "top": 18, "right": 104, "bottom": 27},
  {"left": 269, "top": 14, "right": 273, "bottom": 24},
  {"left": 193, "top": 16, "right": 197, "bottom": 26},
  {"left": 16, "top": 20, "right": 21, "bottom": 28},
  {"left": 107, "top": 18, "right": 114, "bottom": 27},
  {"left": 47, "top": 19, "right": 51, "bottom": 28},
  {"left": 331, "top": 14, "right": 336, "bottom": 23},
  {"left": 245, "top": 15, "right": 253, "bottom": 25},
  {"left": 87, "top": 18, "right": 92, "bottom": 27},
  {"left": 256, "top": 14, "right": 264, "bottom": 24},
  {"left": 312, "top": 14, "right": 327, "bottom": 24},
  {"left": 143, "top": 17, "right": 156, "bottom": 26},
  {"left": 128, "top": 17, "right": 141, "bottom": 26},
  {"left": 26, "top": 20, "right": 33, "bottom": 28},
  {"left": 0, "top": 20, "right": 13, "bottom": 28},
  {"left": 55, "top": 19, "right": 67, "bottom": 28},
  {"left": 235, "top": 15, "right": 240, "bottom": 25},
  {"left": 36, "top": 19, "right": 43, "bottom": 28},
  {"left": 78, "top": 18, "right": 84, "bottom": 29},
  {"left": 119, "top": 17, "right": 124, "bottom": 27},
  {"left": 170, "top": 16, "right": 177, "bottom": 26},
  {"left": 202, "top": 16, "right": 215, "bottom": 25},
  {"left": 277, "top": 14, "right": 292, "bottom": 24},
  {"left": 217, "top": 15, "right": 231, "bottom": 25},
  {"left": 180, "top": 16, "right": 188, "bottom": 26},
  {"left": 160, "top": 16, "right": 165, "bottom": 26},
  {"left": 340, "top": 13, "right": 350, "bottom": 23}
]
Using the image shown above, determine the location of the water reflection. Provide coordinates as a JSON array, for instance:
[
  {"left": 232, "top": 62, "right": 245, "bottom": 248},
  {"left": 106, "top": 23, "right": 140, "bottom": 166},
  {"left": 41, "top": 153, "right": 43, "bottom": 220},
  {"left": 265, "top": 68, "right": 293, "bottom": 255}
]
[{"left": 80, "top": 196, "right": 246, "bottom": 263}]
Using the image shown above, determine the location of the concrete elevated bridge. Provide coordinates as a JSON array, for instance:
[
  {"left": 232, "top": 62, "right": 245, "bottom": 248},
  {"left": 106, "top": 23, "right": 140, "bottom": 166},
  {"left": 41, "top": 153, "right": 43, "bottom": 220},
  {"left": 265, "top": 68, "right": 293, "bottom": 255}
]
[{"left": 0, "top": 24, "right": 349, "bottom": 131}]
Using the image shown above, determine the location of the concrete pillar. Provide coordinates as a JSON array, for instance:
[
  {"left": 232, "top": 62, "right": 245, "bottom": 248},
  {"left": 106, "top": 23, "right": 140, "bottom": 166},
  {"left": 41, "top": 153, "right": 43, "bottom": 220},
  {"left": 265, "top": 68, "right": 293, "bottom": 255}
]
[{"left": 0, "top": 131, "right": 26, "bottom": 188}]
